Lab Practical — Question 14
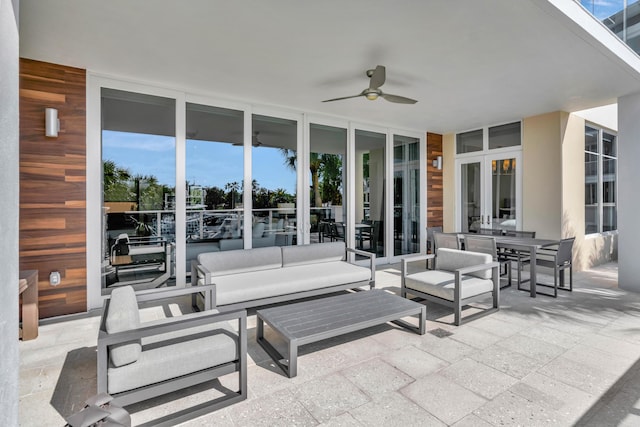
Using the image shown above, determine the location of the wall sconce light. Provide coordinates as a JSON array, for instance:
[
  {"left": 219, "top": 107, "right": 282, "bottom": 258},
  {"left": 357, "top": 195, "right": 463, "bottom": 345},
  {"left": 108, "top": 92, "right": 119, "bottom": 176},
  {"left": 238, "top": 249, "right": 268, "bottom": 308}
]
[
  {"left": 45, "top": 108, "right": 60, "bottom": 137},
  {"left": 432, "top": 155, "right": 442, "bottom": 170}
]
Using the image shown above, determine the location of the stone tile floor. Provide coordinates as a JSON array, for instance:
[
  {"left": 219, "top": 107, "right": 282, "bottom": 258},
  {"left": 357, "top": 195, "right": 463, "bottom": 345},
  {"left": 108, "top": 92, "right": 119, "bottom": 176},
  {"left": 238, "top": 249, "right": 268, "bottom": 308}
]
[{"left": 18, "top": 262, "right": 640, "bottom": 426}]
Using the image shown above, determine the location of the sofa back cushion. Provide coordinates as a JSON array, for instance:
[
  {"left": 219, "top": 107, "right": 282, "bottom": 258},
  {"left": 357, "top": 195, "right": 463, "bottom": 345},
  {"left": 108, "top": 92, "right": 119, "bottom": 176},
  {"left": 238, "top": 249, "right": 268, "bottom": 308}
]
[
  {"left": 436, "top": 248, "right": 493, "bottom": 279},
  {"left": 105, "top": 286, "right": 142, "bottom": 367},
  {"left": 198, "top": 246, "right": 282, "bottom": 277},
  {"left": 282, "top": 242, "right": 345, "bottom": 267}
]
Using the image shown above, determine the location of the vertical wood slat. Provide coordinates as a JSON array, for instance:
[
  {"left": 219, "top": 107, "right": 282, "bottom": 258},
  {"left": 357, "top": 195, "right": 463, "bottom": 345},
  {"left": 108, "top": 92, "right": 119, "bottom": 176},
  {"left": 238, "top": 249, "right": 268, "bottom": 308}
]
[
  {"left": 19, "top": 58, "right": 87, "bottom": 319},
  {"left": 427, "top": 132, "right": 443, "bottom": 229}
]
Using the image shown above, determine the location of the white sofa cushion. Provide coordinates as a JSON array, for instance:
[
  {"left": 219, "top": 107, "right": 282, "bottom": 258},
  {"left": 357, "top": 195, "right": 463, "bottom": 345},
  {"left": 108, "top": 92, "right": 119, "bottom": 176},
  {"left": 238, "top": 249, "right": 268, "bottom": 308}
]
[
  {"left": 404, "top": 270, "right": 494, "bottom": 301},
  {"left": 436, "top": 248, "right": 493, "bottom": 279},
  {"left": 213, "top": 261, "right": 371, "bottom": 306},
  {"left": 281, "top": 242, "right": 345, "bottom": 267},
  {"left": 107, "top": 323, "right": 238, "bottom": 394},
  {"left": 198, "top": 246, "right": 282, "bottom": 276},
  {"left": 105, "top": 286, "right": 142, "bottom": 367}
]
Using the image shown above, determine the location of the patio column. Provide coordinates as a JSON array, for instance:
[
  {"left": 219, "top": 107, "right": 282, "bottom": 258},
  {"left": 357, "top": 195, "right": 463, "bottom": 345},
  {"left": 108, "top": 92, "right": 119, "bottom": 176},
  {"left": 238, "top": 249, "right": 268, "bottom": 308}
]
[
  {"left": 0, "top": 2, "right": 20, "bottom": 426},
  {"left": 618, "top": 91, "right": 640, "bottom": 292}
]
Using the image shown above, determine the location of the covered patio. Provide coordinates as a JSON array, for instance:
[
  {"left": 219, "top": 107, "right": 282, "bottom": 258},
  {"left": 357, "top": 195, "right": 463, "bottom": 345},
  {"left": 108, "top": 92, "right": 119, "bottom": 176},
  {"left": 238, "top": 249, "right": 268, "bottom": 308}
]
[{"left": 19, "top": 262, "right": 640, "bottom": 426}]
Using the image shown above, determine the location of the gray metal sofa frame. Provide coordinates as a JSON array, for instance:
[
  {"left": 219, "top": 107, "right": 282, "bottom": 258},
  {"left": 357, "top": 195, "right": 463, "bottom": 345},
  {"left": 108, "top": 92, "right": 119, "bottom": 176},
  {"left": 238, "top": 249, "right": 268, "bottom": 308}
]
[
  {"left": 191, "top": 244, "right": 376, "bottom": 312},
  {"left": 401, "top": 251, "right": 500, "bottom": 326},
  {"left": 97, "top": 285, "right": 247, "bottom": 426}
]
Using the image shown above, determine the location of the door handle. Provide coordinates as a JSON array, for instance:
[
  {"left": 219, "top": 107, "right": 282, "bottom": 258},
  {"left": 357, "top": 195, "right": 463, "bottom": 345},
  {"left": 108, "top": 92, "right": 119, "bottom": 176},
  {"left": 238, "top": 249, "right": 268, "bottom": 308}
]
[{"left": 486, "top": 215, "right": 491, "bottom": 225}]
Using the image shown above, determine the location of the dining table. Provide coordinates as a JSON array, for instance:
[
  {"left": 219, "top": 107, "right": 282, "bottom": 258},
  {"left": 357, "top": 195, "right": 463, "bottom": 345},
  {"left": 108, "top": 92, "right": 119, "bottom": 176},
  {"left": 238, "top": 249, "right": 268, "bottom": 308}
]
[{"left": 459, "top": 234, "right": 561, "bottom": 298}]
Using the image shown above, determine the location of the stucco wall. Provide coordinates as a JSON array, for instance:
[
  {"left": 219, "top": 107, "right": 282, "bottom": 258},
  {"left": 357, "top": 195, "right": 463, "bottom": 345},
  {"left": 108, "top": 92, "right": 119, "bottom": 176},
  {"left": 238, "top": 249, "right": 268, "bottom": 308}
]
[
  {"left": 522, "top": 112, "right": 563, "bottom": 239},
  {"left": 0, "top": 0, "right": 20, "bottom": 424},
  {"left": 561, "top": 112, "right": 618, "bottom": 270}
]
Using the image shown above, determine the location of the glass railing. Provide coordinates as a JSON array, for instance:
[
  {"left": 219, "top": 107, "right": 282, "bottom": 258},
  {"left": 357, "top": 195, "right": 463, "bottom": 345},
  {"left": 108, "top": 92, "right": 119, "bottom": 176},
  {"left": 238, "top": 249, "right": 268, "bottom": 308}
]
[{"left": 578, "top": 0, "right": 640, "bottom": 55}]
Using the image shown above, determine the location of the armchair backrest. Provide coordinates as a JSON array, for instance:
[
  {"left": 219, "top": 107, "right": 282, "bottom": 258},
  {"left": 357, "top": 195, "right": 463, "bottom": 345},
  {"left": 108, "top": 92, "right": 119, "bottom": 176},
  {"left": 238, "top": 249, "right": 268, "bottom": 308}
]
[{"left": 436, "top": 248, "right": 493, "bottom": 279}]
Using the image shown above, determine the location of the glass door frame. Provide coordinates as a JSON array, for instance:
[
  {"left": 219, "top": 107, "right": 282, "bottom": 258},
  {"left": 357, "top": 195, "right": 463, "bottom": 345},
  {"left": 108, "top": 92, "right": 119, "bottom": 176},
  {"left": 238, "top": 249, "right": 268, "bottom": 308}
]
[
  {"left": 389, "top": 129, "right": 427, "bottom": 262},
  {"left": 455, "top": 150, "right": 522, "bottom": 232},
  {"left": 303, "top": 115, "right": 350, "bottom": 245}
]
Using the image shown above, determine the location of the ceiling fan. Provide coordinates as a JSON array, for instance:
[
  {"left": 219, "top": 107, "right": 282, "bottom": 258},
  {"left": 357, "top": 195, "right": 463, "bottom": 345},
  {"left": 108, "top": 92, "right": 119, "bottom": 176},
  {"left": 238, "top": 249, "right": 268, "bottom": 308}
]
[
  {"left": 233, "top": 131, "right": 266, "bottom": 147},
  {"left": 322, "top": 65, "right": 418, "bottom": 104}
]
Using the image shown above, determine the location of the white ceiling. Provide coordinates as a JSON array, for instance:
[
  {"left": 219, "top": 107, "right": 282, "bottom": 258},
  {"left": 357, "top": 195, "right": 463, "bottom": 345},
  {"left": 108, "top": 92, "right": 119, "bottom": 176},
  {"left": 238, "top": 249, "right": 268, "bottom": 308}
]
[{"left": 18, "top": 0, "right": 640, "bottom": 134}]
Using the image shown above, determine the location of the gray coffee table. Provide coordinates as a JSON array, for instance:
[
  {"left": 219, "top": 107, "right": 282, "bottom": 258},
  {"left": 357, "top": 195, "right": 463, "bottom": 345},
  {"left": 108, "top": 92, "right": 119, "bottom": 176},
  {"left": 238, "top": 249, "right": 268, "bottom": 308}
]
[{"left": 256, "top": 290, "right": 426, "bottom": 378}]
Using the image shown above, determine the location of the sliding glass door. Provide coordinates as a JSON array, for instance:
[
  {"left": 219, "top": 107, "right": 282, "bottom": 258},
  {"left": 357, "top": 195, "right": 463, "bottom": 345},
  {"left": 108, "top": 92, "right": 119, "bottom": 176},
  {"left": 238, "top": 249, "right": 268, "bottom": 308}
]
[
  {"left": 309, "top": 123, "right": 347, "bottom": 244},
  {"left": 185, "top": 103, "right": 244, "bottom": 270},
  {"left": 355, "top": 129, "right": 386, "bottom": 257},
  {"left": 393, "top": 135, "right": 421, "bottom": 255},
  {"left": 101, "top": 88, "right": 176, "bottom": 294}
]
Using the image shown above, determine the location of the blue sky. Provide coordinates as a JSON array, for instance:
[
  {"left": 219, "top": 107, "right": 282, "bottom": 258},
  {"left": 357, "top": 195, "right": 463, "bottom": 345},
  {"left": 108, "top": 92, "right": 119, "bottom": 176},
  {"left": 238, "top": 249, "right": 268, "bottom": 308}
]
[
  {"left": 102, "top": 131, "right": 297, "bottom": 193},
  {"left": 580, "top": 0, "right": 625, "bottom": 20}
]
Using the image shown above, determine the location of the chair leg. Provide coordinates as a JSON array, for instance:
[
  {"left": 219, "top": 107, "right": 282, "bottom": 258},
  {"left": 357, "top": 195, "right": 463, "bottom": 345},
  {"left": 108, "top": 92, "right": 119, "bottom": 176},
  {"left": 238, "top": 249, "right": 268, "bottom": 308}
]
[
  {"left": 553, "top": 265, "right": 558, "bottom": 298},
  {"left": 568, "top": 265, "right": 573, "bottom": 291},
  {"left": 454, "top": 302, "right": 461, "bottom": 326}
]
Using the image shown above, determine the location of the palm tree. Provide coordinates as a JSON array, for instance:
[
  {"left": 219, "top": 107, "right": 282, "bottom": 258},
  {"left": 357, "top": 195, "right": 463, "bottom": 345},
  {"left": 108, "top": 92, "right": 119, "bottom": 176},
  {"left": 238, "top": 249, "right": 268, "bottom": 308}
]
[
  {"left": 225, "top": 181, "right": 241, "bottom": 208},
  {"left": 280, "top": 149, "right": 323, "bottom": 207}
]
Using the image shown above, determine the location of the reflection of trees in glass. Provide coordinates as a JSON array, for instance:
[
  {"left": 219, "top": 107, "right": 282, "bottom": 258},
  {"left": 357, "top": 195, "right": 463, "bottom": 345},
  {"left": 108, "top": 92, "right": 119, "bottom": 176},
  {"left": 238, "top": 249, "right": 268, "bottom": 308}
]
[
  {"left": 319, "top": 154, "right": 342, "bottom": 205},
  {"left": 204, "top": 186, "right": 226, "bottom": 209},
  {"left": 224, "top": 181, "right": 241, "bottom": 209},
  {"left": 102, "top": 160, "right": 170, "bottom": 210},
  {"left": 103, "top": 160, "right": 132, "bottom": 201},
  {"left": 279, "top": 149, "right": 342, "bottom": 207}
]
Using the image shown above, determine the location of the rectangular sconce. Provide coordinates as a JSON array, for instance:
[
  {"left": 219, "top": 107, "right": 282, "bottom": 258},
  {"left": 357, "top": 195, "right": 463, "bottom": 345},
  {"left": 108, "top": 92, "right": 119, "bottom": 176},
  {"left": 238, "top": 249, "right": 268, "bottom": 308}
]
[
  {"left": 432, "top": 155, "right": 442, "bottom": 170},
  {"left": 45, "top": 108, "right": 59, "bottom": 137}
]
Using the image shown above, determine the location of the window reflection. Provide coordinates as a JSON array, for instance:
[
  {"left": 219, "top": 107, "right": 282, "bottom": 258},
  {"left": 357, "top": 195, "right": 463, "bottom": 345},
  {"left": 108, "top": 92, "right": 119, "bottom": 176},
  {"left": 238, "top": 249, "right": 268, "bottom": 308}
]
[
  {"left": 309, "top": 123, "right": 346, "bottom": 245},
  {"left": 252, "top": 114, "right": 298, "bottom": 247}
]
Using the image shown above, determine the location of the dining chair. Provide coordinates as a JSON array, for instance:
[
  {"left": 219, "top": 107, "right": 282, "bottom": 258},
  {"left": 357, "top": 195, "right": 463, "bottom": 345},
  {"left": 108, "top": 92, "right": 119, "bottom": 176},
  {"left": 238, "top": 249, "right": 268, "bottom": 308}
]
[
  {"left": 426, "top": 226, "right": 443, "bottom": 254},
  {"left": 463, "top": 235, "right": 512, "bottom": 288},
  {"left": 517, "top": 237, "right": 575, "bottom": 297}
]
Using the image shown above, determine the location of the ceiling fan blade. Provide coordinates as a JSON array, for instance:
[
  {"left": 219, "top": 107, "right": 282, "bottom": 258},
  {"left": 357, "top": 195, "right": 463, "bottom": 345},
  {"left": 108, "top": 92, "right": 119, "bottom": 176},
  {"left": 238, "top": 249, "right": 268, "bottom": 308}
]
[
  {"left": 322, "top": 94, "right": 364, "bottom": 102},
  {"left": 381, "top": 93, "right": 418, "bottom": 104},
  {"left": 369, "top": 65, "right": 386, "bottom": 90}
]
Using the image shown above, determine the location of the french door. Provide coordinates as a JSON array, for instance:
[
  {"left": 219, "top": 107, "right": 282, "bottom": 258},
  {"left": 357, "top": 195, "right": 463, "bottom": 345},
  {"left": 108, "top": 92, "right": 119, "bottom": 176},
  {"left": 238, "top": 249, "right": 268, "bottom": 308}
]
[{"left": 457, "top": 151, "right": 522, "bottom": 233}]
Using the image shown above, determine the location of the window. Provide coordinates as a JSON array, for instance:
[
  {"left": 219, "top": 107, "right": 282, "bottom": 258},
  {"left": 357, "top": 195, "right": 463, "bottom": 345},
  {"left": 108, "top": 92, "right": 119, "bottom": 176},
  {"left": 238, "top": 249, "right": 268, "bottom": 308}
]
[
  {"left": 585, "top": 125, "right": 617, "bottom": 234},
  {"left": 456, "top": 121, "right": 521, "bottom": 154}
]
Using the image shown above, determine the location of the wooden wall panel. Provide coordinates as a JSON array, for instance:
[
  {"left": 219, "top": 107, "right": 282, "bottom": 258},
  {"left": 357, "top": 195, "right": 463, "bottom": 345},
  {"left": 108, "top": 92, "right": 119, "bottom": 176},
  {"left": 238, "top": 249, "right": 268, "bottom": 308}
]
[
  {"left": 427, "top": 132, "right": 443, "bottom": 228},
  {"left": 19, "top": 59, "right": 87, "bottom": 319}
]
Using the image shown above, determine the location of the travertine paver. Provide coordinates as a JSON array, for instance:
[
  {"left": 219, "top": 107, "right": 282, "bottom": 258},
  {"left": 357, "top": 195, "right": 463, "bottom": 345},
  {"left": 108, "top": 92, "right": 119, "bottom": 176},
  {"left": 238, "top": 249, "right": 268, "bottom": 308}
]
[
  {"left": 440, "top": 358, "right": 519, "bottom": 399},
  {"left": 401, "top": 374, "right": 487, "bottom": 425},
  {"left": 341, "top": 358, "right": 414, "bottom": 397},
  {"left": 292, "top": 373, "right": 370, "bottom": 422},
  {"left": 381, "top": 345, "right": 449, "bottom": 379},
  {"left": 349, "top": 391, "right": 445, "bottom": 426},
  {"left": 470, "top": 344, "right": 544, "bottom": 379}
]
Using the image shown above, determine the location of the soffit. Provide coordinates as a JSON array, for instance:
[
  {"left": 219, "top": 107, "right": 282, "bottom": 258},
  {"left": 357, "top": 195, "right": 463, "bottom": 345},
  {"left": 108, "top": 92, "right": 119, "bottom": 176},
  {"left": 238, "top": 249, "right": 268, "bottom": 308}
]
[{"left": 18, "top": 0, "right": 640, "bottom": 134}]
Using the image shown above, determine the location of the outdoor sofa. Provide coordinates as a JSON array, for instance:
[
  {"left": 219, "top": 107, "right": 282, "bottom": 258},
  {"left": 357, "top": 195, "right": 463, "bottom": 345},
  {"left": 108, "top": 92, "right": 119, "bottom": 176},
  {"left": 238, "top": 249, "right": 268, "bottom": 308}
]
[{"left": 191, "top": 241, "right": 375, "bottom": 311}]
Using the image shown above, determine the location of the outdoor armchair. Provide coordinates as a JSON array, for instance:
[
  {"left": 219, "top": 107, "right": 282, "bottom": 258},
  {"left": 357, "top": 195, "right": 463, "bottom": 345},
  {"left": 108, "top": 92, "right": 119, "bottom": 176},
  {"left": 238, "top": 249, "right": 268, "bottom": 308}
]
[
  {"left": 97, "top": 285, "right": 247, "bottom": 425},
  {"left": 401, "top": 248, "right": 500, "bottom": 325}
]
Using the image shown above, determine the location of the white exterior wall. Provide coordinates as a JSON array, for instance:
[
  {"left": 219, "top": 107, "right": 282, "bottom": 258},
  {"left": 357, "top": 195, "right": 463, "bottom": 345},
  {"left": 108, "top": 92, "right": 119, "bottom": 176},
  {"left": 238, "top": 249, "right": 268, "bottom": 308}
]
[
  {"left": 618, "top": 92, "right": 640, "bottom": 292},
  {"left": 0, "top": 0, "right": 20, "bottom": 424}
]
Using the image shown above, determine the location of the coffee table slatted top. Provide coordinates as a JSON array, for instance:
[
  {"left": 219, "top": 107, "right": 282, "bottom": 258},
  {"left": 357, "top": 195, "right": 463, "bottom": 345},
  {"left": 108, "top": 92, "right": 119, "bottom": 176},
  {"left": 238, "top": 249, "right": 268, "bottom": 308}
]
[{"left": 257, "top": 290, "right": 423, "bottom": 342}]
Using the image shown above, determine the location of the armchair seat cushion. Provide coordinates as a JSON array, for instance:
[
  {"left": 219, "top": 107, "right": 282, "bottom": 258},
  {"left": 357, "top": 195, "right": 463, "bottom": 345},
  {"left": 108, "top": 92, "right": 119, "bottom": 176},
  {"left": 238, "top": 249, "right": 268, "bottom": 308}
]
[
  {"left": 214, "top": 261, "right": 371, "bottom": 306},
  {"left": 107, "top": 324, "right": 238, "bottom": 395},
  {"left": 404, "top": 270, "right": 494, "bottom": 301}
]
